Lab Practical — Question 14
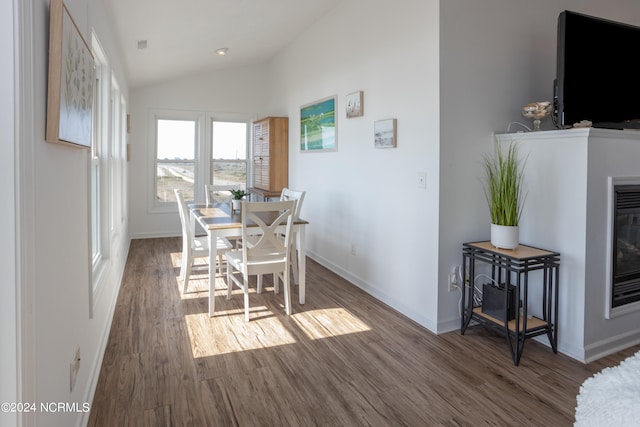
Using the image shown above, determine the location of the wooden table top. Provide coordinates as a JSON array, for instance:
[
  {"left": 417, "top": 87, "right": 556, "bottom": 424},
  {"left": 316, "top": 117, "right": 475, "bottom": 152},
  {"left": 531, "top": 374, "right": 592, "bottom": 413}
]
[{"left": 189, "top": 203, "right": 308, "bottom": 231}]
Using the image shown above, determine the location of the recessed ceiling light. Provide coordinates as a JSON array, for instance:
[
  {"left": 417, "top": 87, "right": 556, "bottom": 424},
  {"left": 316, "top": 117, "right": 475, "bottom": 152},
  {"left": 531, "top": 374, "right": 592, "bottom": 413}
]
[{"left": 215, "top": 47, "right": 229, "bottom": 56}]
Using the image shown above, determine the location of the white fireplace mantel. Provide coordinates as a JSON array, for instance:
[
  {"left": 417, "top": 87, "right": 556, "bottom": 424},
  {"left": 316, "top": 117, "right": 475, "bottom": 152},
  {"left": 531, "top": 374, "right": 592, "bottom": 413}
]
[{"left": 496, "top": 128, "right": 640, "bottom": 363}]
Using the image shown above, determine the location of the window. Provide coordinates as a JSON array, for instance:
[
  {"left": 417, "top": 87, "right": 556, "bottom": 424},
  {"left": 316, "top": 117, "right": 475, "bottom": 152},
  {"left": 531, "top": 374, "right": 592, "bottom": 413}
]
[
  {"left": 90, "top": 33, "right": 126, "bottom": 316},
  {"left": 91, "top": 34, "right": 109, "bottom": 273},
  {"left": 211, "top": 121, "right": 248, "bottom": 187},
  {"left": 151, "top": 112, "right": 250, "bottom": 206},
  {"left": 110, "top": 79, "right": 121, "bottom": 235},
  {"left": 155, "top": 118, "right": 197, "bottom": 202},
  {"left": 90, "top": 79, "right": 101, "bottom": 263}
]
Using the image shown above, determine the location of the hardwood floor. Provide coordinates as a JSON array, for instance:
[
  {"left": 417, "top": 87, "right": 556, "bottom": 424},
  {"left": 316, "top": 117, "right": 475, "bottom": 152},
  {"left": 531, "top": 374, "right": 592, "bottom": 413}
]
[{"left": 88, "top": 237, "right": 639, "bottom": 426}]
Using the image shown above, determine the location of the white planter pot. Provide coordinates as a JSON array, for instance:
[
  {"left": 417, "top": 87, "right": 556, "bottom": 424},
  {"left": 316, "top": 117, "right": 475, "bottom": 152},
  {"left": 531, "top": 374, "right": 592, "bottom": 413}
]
[
  {"left": 491, "top": 224, "right": 519, "bottom": 250},
  {"left": 232, "top": 199, "right": 242, "bottom": 213}
]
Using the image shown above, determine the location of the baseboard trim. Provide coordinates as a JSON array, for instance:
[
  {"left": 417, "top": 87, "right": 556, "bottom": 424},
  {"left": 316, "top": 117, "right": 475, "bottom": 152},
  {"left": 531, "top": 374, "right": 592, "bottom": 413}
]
[
  {"left": 129, "top": 231, "right": 180, "bottom": 239},
  {"left": 306, "top": 250, "right": 439, "bottom": 333},
  {"left": 79, "top": 237, "right": 131, "bottom": 427},
  {"left": 583, "top": 329, "right": 640, "bottom": 363}
]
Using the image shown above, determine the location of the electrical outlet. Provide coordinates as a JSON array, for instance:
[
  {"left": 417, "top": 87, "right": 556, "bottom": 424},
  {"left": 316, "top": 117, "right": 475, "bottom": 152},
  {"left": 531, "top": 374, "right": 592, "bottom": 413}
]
[
  {"left": 70, "top": 347, "right": 80, "bottom": 392},
  {"left": 448, "top": 266, "right": 459, "bottom": 292},
  {"left": 350, "top": 244, "right": 356, "bottom": 256}
]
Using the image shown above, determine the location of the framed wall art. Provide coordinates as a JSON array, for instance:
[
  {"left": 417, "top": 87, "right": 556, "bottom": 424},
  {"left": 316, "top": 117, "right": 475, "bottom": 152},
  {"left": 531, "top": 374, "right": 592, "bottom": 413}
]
[
  {"left": 300, "top": 95, "right": 337, "bottom": 152},
  {"left": 346, "top": 91, "right": 363, "bottom": 118},
  {"left": 46, "top": 0, "right": 94, "bottom": 148},
  {"left": 374, "top": 119, "right": 397, "bottom": 148}
]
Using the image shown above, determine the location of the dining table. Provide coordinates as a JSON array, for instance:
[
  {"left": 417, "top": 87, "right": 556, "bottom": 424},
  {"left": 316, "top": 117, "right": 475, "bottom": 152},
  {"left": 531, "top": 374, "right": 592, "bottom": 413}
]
[{"left": 188, "top": 202, "right": 309, "bottom": 316}]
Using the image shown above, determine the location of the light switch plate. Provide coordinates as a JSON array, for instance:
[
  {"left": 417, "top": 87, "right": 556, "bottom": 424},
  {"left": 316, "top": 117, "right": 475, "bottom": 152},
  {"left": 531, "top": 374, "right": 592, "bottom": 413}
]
[{"left": 417, "top": 172, "right": 426, "bottom": 189}]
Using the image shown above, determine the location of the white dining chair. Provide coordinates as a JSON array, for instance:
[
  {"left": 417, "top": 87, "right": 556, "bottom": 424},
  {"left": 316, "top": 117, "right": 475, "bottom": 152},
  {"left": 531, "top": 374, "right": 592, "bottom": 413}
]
[
  {"left": 225, "top": 200, "right": 296, "bottom": 321},
  {"left": 174, "top": 189, "right": 233, "bottom": 294},
  {"left": 205, "top": 184, "right": 240, "bottom": 205},
  {"left": 280, "top": 188, "right": 306, "bottom": 283},
  {"left": 205, "top": 184, "right": 244, "bottom": 248}
]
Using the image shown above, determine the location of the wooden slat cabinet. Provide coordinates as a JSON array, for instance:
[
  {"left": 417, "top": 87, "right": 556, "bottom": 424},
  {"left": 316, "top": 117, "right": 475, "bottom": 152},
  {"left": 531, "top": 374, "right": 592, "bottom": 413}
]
[{"left": 252, "top": 117, "right": 288, "bottom": 192}]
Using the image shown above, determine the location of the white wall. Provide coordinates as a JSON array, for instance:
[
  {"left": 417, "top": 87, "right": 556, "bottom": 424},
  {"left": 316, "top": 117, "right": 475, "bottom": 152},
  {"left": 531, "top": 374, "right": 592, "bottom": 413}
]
[
  {"left": 438, "top": 1, "right": 640, "bottom": 340},
  {"left": 266, "top": 0, "right": 441, "bottom": 329},
  {"left": 498, "top": 130, "right": 591, "bottom": 360},
  {"left": 128, "top": 65, "right": 269, "bottom": 238},
  {"left": 1, "top": 1, "right": 18, "bottom": 426},
  {"left": 13, "top": 0, "right": 130, "bottom": 425},
  {"left": 439, "top": 0, "right": 563, "bottom": 335}
]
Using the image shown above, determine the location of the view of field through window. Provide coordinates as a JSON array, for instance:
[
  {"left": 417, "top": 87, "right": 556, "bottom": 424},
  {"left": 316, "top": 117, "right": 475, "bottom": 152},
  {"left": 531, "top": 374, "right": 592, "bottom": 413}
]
[
  {"left": 155, "top": 119, "right": 248, "bottom": 203},
  {"left": 212, "top": 121, "right": 247, "bottom": 190},
  {"left": 156, "top": 119, "right": 196, "bottom": 202}
]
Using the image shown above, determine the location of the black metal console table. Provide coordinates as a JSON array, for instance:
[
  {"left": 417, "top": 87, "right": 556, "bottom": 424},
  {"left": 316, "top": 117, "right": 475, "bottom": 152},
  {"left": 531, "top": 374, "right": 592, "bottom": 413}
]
[{"left": 461, "top": 241, "right": 560, "bottom": 366}]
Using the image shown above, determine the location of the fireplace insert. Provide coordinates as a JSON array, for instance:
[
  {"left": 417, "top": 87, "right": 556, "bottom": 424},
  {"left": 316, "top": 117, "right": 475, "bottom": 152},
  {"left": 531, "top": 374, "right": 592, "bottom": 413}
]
[{"left": 612, "top": 185, "right": 640, "bottom": 307}]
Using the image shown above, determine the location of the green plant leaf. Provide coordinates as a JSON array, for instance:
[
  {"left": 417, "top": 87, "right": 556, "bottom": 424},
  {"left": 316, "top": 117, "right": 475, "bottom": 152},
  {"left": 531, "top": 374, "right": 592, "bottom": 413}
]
[{"left": 481, "top": 142, "right": 527, "bottom": 226}]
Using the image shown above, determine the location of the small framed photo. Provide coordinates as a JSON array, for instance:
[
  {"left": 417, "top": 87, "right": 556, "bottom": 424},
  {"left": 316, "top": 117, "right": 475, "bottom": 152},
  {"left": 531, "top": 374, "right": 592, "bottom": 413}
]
[
  {"left": 374, "top": 119, "right": 397, "bottom": 148},
  {"left": 346, "top": 91, "right": 363, "bottom": 118}
]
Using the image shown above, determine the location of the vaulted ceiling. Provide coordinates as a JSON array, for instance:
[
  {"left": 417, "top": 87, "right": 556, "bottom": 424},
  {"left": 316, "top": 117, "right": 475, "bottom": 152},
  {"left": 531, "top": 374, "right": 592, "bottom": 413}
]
[{"left": 103, "top": 0, "right": 343, "bottom": 88}]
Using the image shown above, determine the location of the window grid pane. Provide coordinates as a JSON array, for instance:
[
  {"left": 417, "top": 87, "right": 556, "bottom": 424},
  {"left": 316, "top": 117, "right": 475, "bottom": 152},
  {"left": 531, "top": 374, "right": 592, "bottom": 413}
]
[
  {"left": 156, "top": 119, "right": 196, "bottom": 202},
  {"left": 212, "top": 121, "right": 247, "bottom": 188},
  {"left": 157, "top": 160, "right": 195, "bottom": 202},
  {"left": 211, "top": 160, "right": 247, "bottom": 187}
]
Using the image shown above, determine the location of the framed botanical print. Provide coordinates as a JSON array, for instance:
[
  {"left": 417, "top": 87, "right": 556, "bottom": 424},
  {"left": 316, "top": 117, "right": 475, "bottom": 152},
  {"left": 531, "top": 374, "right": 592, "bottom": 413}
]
[{"left": 46, "top": 0, "right": 94, "bottom": 148}]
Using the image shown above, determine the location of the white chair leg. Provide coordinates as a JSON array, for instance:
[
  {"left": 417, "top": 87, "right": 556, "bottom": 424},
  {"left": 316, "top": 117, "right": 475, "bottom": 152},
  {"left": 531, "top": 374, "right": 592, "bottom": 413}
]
[
  {"left": 243, "top": 276, "right": 250, "bottom": 321},
  {"left": 283, "top": 271, "right": 291, "bottom": 315},
  {"left": 182, "top": 261, "right": 192, "bottom": 294},
  {"left": 217, "top": 254, "right": 224, "bottom": 276},
  {"left": 179, "top": 251, "right": 188, "bottom": 281},
  {"left": 291, "top": 238, "right": 299, "bottom": 284},
  {"left": 257, "top": 274, "right": 263, "bottom": 293},
  {"left": 226, "top": 265, "right": 233, "bottom": 300},
  {"left": 273, "top": 273, "right": 279, "bottom": 294}
]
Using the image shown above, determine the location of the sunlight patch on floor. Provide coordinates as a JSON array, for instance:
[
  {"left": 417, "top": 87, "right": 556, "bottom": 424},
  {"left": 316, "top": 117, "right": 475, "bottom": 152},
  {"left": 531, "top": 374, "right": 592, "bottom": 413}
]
[
  {"left": 183, "top": 306, "right": 372, "bottom": 357},
  {"left": 184, "top": 311, "right": 298, "bottom": 357},
  {"left": 292, "top": 308, "right": 372, "bottom": 340}
]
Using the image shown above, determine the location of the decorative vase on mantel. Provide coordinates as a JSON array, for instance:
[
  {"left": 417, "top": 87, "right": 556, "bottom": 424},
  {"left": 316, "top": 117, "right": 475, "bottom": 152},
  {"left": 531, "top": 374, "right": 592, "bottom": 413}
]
[{"left": 490, "top": 224, "right": 519, "bottom": 250}]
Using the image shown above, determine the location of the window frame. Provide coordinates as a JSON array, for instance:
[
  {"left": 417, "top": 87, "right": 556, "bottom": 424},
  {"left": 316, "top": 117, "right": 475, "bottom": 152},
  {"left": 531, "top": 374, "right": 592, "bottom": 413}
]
[
  {"left": 149, "top": 111, "right": 251, "bottom": 212},
  {"left": 90, "top": 33, "right": 111, "bottom": 304},
  {"left": 90, "top": 33, "right": 126, "bottom": 317},
  {"left": 149, "top": 110, "right": 204, "bottom": 212},
  {"left": 210, "top": 118, "right": 250, "bottom": 190}
]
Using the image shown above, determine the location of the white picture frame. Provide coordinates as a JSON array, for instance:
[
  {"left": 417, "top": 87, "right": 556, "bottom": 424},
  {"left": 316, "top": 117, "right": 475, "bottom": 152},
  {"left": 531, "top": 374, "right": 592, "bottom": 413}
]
[
  {"left": 346, "top": 91, "right": 363, "bottom": 118},
  {"left": 374, "top": 119, "right": 397, "bottom": 148}
]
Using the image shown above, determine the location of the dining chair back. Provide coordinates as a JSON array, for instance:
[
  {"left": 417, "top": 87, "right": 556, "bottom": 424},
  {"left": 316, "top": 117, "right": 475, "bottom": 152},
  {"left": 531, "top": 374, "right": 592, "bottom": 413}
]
[
  {"left": 205, "top": 184, "right": 240, "bottom": 205},
  {"left": 225, "top": 200, "right": 296, "bottom": 321},
  {"left": 206, "top": 184, "right": 243, "bottom": 247},
  {"left": 280, "top": 188, "right": 306, "bottom": 283},
  {"left": 175, "top": 189, "right": 232, "bottom": 294},
  {"left": 280, "top": 188, "right": 306, "bottom": 218}
]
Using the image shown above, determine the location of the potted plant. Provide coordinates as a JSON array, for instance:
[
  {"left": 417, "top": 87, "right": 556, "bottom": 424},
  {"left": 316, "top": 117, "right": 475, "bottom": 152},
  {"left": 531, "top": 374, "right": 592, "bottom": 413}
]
[
  {"left": 482, "top": 142, "right": 527, "bottom": 249},
  {"left": 229, "top": 189, "right": 248, "bottom": 213}
]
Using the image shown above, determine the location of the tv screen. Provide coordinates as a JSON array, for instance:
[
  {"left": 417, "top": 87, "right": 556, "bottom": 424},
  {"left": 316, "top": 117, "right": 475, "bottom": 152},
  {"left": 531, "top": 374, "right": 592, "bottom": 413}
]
[{"left": 555, "top": 11, "right": 640, "bottom": 129}]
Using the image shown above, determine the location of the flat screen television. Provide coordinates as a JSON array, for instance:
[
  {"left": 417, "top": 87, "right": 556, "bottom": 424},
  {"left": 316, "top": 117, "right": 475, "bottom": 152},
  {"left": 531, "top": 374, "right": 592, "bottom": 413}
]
[{"left": 554, "top": 11, "right": 640, "bottom": 129}]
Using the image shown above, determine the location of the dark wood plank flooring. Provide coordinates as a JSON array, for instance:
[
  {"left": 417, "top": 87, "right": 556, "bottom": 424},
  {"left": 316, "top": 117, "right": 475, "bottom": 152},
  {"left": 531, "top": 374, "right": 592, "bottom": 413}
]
[{"left": 87, "top": 237, "right": 639, "bottom": 426}]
